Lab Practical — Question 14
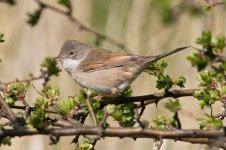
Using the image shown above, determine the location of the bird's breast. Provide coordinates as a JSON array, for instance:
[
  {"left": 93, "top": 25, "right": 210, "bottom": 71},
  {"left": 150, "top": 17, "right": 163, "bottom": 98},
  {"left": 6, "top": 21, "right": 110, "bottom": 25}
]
[{"left": 62, "top": 58, "right": 82, "bottom": 72}]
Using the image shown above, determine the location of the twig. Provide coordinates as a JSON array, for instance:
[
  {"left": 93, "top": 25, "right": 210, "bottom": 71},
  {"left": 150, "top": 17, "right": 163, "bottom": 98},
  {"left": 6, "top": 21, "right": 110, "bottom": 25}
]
[
  {"left": 34, "top": 0, "right": 130, "bottom": 52},
  {"left": 173, "top": 112, "right": 181, "bottom": 129},
  {"left": 139, "top": 101, "right": 145, "bottom": 117},
  {"left": 1, "top": 75, "right": 44, "bottom": 85},
  {"left": 204, "top": 0, "right": 225, "bottom": 7},
  {"left": 85, "top": 91, "right": 98, "bottom": 127},
  {"left": 134, "top": 107, "right": 144, "bottom": 128},
  {"left": 100, "top": 110, "right": 108, "bottom": 129},
  {"left": 157, "top": 138, "right": 163, "bottom": 150},
  {"left": 0, "top": 94, "right": 19, "bottom": 128}
]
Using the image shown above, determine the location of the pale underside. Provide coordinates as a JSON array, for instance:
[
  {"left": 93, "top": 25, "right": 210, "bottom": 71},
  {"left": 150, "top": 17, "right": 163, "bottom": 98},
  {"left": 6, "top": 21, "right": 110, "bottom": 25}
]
[{"left": 62, "top": 48, "right": 154, "bottom": 95}]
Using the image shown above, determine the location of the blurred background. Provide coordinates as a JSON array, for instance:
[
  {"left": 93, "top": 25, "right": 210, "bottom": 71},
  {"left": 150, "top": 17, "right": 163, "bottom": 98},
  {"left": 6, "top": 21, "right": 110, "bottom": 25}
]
[{"left": 0, "top": 0, "right": 226, "bottom": 149}]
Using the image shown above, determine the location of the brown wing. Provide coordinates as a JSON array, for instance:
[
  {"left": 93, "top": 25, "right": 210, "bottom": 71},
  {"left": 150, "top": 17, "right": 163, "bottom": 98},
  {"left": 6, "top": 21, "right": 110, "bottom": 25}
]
[{"left": 79, "top": 48, "right": 140, "bottom": 72}]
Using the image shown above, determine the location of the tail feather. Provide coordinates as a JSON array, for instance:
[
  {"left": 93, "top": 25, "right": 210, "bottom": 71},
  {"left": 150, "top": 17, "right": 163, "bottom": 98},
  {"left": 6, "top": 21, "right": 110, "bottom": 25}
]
[{"left": 147, "top": 46, "right": 190, "bottom": 64}]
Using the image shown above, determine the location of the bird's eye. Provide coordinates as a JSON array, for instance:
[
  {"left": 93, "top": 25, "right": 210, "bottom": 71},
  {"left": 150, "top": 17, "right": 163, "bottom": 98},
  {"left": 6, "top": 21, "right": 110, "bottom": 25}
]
[{"left": 69, "top": 50, "right": 75, "bottom": 56}]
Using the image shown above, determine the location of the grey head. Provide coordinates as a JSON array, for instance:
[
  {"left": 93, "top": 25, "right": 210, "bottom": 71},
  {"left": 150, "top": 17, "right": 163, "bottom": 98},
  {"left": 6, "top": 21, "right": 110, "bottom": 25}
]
[{"left": 56, "top": 40, "right": 91, "bottom": 61}]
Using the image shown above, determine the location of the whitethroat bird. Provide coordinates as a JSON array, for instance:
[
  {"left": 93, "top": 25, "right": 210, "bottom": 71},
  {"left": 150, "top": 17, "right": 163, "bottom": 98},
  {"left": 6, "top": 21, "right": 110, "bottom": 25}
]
[{"left": 55, "top": 40, "right": 189, "bottom": 96}]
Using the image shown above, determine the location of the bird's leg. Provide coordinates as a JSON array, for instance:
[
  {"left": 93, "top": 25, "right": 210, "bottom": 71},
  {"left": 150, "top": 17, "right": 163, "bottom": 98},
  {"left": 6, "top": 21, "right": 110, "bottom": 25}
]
[{"left": 85, "top": 89, "right": 98, "bottom": 127}]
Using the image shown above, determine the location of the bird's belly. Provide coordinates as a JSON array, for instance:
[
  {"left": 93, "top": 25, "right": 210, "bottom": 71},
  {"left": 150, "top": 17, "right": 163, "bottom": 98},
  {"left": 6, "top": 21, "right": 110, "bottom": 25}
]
[{"left": 71, "top": 68, "right": 135, "bottom": 95}]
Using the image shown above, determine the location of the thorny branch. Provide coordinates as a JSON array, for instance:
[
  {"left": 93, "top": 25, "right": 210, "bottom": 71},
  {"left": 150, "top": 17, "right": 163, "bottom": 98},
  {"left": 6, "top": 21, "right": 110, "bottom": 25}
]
[
  {"left": 102, "top": 89, "right": 197, "bottom": 106},
  {"left": 0, "top": 127, "right": 226, "bottom": 148}
]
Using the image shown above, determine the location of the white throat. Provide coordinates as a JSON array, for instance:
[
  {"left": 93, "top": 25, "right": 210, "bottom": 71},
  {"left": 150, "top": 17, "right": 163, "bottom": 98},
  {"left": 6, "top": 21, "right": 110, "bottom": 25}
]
[{"left": 62, "top": 58, "right": 82, "bottom": 72}]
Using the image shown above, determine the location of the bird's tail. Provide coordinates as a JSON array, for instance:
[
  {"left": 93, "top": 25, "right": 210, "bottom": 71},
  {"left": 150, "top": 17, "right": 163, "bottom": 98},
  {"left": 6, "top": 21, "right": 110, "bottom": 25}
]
[{"left": 146, "top": 46, "right": 190, "bottom": 64}]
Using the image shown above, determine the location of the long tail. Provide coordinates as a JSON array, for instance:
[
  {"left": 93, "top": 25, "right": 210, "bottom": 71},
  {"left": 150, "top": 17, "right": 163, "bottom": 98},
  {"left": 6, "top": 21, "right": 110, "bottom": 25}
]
[{"left": 147, "top": 46, "right": 190, "bottom": 63}]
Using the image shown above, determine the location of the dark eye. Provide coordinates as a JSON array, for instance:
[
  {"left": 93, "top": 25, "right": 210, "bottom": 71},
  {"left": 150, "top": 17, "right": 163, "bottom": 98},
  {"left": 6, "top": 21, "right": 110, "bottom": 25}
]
[{"left": 69, "top": 50, "right": 75, "bottom": 56}]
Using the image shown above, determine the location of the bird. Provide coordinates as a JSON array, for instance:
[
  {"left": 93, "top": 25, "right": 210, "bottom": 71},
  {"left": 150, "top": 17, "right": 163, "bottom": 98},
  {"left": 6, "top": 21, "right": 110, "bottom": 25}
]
[{"left": 55, "top": 40, "right": 189, "bottom": 96}]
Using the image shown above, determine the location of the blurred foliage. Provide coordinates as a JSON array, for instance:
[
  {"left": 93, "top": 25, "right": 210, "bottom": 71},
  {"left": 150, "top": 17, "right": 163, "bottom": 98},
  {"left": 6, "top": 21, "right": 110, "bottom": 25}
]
[
  {"left": 40, "top": 57, "right": 61, "bottom": 77},
  {"left": 27, "top": 4, "right": 45, "bottom": 26},
  {"left": 0, "top": 0, "right": 15, "bottom": 5},
  {"left": 164, "top": 98, "right": 181, "bottom": 113},
  {"left": 0, "top": 137, "right": 12, "bottom": 146},
  {"left": 58, "top": 0, "right": 70, "bottom": 8},
  {"left": 150, "top": 0, "right": 173, "bottom": 24},
  {"left": 0, "top": 32, "right": 4, "bottom": 42},
  {"left": 149, "top": 0, "right": 204, "bottom": 24},
  {"left": 91, "top": 0, "right": 111, "bottom": 32}
]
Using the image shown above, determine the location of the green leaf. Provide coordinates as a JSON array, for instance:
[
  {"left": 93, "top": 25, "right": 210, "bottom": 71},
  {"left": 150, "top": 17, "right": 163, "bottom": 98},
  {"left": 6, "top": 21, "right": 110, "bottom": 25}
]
[
  {"left": 209, "top": 67, "right": 225, "bottom": 82},
  {"left": 156, "top": 74, "right": 173, "bottom": 90},
  {"left": 77, "top": 141, "right": 94, "bottom": 150},
  {"left": 196, "top": 70, "right": 212, "bottom": 86},
  {"left": 196, "top": 31, "right": 211, "bottom": 48},
  {"left": 145, "top": 60, "right": 167, "bottom": 75},
  {"left": 27, "top": 5, "right": 45, "bottom": 26},
  {"left": 187, "top": 52, "right": 210, "bottom": 71},
  {"left": 96, "top": 109, "right": 104, "bottom": 122},
  {"left": 0, "top": 137, "right": 12, "bottom": 146},
  {"left": 34, "top": 97, "right": 49, "bottom": 110},
  {"left": 212, "top": 34, "right": 225, "bottom": 53},
  {"left": 42, "top": 85, "right": 60, "bottom": 99},
  {"left": 4, "top": 96, "right": 16, "bottom": 106},
  {"left": 58, "top": 0, "right": 70, "bottom": 8},
  {"left": 0, "top": 32, "right": 5, "bottom": 42},
  {"left": 174, "top": 76, "right": 186, "bottom": 88},
  {"left": 8, "top": 82, "right": 29, "bottom": 93},
  {"left": 194, "top": 88, "right": 219, "bottom": 109},
  {"left": 218, "top": 86, "right": 226, "bottom": 95},
  {"left": 164, "top": 98, "right": 181, "bottom": 112},
  {"left": 57, "top": 96, "right": 75, "bottom": 116},
  {"left": 122, "top": 87, "right": 132, "bottom": 97},
  {"left": 112, "top": 103, "right": 135, "bottom": 127},
  {"left": 29, "top": 109, "right": 46, "bottom": 129},
  {"left": 203, "top": 4, "right": 211, "bottom": 11},
  {"left": 105, "top": 104, "right": 116, "bottom": 115},
  {"left": 198, "top": 114, "right": 222, "bottom": 129},
  {"left": 4, "top": 83, "right": 29, "bottom": 105},
  {"left": 153, "top": 115, "right": 175, "bottom": 129},
  {"left": 41, "top": 57, "right": 61, "bottom": 77}
]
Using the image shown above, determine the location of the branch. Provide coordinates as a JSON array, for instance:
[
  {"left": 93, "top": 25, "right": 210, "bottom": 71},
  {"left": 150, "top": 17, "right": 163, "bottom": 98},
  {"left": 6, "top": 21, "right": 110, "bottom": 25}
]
[
  {"left": 34, "top": 0, "right": 130, "bottom": 52},
  {"left": 0, "top": 127, "right": 225, "bottom": 140},
  {"left": 102, "top": 89, "right": 197, "bottom": 106}
]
